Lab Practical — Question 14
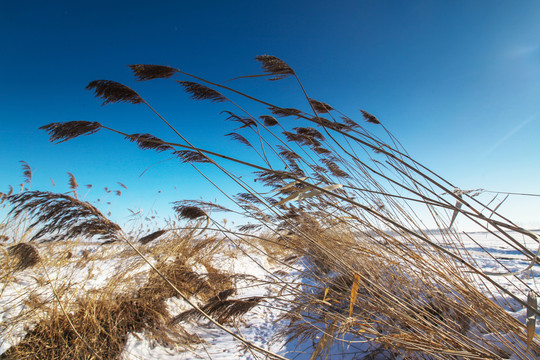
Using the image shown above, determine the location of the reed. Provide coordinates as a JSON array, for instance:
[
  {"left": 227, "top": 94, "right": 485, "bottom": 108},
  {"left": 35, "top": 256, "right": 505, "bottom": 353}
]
[{"left": 1, "top": 55, "right": 539, "bottom": 359}]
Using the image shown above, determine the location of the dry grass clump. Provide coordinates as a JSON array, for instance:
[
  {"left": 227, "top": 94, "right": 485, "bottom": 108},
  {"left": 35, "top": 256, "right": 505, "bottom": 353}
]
[
  {"left": 139, "top": 256, "right": 233, "bottom": 302},
  {"left": 277, "top": 217, "right": 537, "bottom": 359},
  {"left": 0, "top": 192, "right": 249, "bottom": 359},
  {"left": 0, "top": 294, "right": 171, "bottom": 360},
  {"left": 0, "top": 232, "right": 241, "bottom": 359}
]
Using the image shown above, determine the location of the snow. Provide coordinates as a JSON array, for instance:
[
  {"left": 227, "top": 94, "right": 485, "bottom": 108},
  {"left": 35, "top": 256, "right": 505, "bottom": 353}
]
[{"left": 1, "top": 230, "right": 539, "bottom": 359}]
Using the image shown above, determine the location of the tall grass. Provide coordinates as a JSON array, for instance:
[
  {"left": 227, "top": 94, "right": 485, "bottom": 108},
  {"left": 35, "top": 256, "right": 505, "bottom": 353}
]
[{"left": 1, "top": 55, "right": 539, "bottom": 359}]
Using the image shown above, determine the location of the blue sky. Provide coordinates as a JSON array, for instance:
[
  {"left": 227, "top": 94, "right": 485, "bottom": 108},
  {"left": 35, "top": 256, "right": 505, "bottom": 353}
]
[{"left": 1, "top": 1, "right": 539, "bottom": 229}]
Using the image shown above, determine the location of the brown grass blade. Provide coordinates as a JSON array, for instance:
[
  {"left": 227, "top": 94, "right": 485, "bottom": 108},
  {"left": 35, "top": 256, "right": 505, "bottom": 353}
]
[
  {"left": 349, "top": 273, "right": 361, "bottom": 317},
  {"left": 527, "top": 291, "right": 538, "bottom": 348}
]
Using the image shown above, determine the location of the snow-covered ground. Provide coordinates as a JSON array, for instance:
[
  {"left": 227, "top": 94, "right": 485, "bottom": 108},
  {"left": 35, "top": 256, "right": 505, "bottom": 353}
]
[{"left": 1, "top": 230, "right": 539, "bottom": 359}]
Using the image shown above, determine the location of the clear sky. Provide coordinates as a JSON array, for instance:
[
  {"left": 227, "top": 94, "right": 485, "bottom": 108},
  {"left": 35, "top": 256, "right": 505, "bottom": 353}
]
[{"left": 1, "top": 1, "right": 539, "bottom": 229}]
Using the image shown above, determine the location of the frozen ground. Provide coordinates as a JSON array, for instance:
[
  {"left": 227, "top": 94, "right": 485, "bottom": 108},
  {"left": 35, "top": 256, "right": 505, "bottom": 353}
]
[{"left": 1, "top": 230, "right": 539, "bottom": 359}]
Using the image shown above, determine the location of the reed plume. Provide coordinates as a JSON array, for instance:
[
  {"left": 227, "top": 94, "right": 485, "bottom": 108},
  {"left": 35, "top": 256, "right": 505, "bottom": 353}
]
[
  {"left": 8, "top": 243, "right": 40, "bottom": 271},
  {"left": 67, "top": 172, "right": 78, "bottom": 198},
  {"left": 221, "top": 111, "right": 256, "bottom": 128},
  {"left": 20, "top": 161, "right": 33, "bottom": 184},
  {"left": 126, "top": 133, "right": 174, "bottom": 152},
  {"left": 40, "top": 121, "right": 103, "bottom": 143},
  {"left": 255, "top": 55, "right": 295, "bottom": 80},
  {"left": 128, "top": 64, "right": 179, "bottom": 81},
  {"left": 174, "top": 205, "right": 207, "bottom": 220},
  {"left": 360, "top": 109, "right": 380, "bottom": 124},
  {"left": 86, "top": 80, "right": 144, "bottom": 105},
  {"left": 174, "top": 150, "right": 211, "bottom": 163},
  {"left": 172, "top": 297, "right": 263, "bottom": 325},
  {"left": 225, "top": 132, "right": 254, "bottom": 148},
  {"left": 177, "top": 81, "right": 227, "bottom": 102},
  {"left": 270, "top": 106, "right": 302, "bottom": 118},
  {"left": 8, "top": 191, "right": 123, "bottom": 242},
  {"left": 260, "top": 115, "right": 279, "bottom": 126},
  {"left": 308, "top": 98, "right": 334, "bottom": 113},
  {"left": 138, "top": 229, "right": 168, "bottom": 245}
]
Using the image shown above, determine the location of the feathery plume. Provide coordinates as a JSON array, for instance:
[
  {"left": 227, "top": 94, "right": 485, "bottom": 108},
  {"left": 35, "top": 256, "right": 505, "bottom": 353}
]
[
  {"left": 8, "top": 243, "right": 40, "bottom": 271},
  {"left": 360, "top": 109, "right": 380, "bottom": 124},
  {"left": 128, "top": 64, "right": 179, "bottom": 81},
  {"left": 8, "top": 191, "right": 123, "bottom": 242},
  {"left": 225, "top": 132, "right": 254, "bottom": 148},
  {"left": 270, "top": 107, "right": 302, "bottom": 118},
  {"left": 118, "top": 182, "right": 128, "bottom": 190},
  {"left": 173, "top": 200, "right": 231, "bottom": 213},
  {"left": 312, "top": 147, "right": 332, "bottom": 155},
  {"left": 174, "top": 205, "right": 207, "bottom": 220},
  {"left": 260, "top": 115, "right": 279, "bottom": 126},
  {"left": 294, "top": 127, "right": 325, "bottom": 141},
  {"left": 278, "top": 146, "right": 301, "bottom": 160},
  {"left": 40, "top": 121, "right": 102, "bottom": 144},
  {"left": 177, "top": 81, "right": 227, "bottom": 102},
  {"left": 67, "top": 172, "right": 78, "bottom": 198},
  {"left": 308, "top": 98, "right": 334, "bottom": 113},
  {"left": 20, "top": 161, "right": 32, "bottom": 184},
  {"left": 321, "top": 159, "right": 350, "bottom": 179},
  {"left": 67, "top": 172, "right": 78, "bottom": 191},
  {"left": 172, "top": 297, "right": 262, "bottom": 324},
  {"left": 341, "top": 116, "right": 360, "bottom": 129},
  {"left": 138, "top": 229, "right": 167, "bottom": 245},
  {"left": 174, "top": 150, "right": 211, "bottom": 163},
  {"left": 86, "top": 80, "right": 144, "bottom": 105},
  {"left": 255, "top": 55, "right": 294, "bottom": 80},
  {"left": 126, "top": 133, "right": 174, "bottom": 152},
  {"left": 221, "top": 111, "right": 256, "bottom": 128}
]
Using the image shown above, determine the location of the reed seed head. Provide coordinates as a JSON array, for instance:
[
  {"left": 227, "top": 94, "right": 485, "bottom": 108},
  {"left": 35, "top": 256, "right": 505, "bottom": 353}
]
[
  {"left": 40, "top": 121, "right": 103, "bottom": 144},
  {"left": 8, "top": 191, "right": 123, "bottom": 242},
  {"left": 86, "top": 80, "right": 144, "bottom": 105},
  {"left": 20, "top": 161, "right": 32, "bottom": 184},
  {"left": 8, "top": 243, "right": 40, "bottom": 271},
  {"left": 255, "top": 55, "right": 295, "bottom": 80},
  {"left": 177, "top": 81, "right": 227, "bottom": 102},
  {"left": 360, "top": 110, "right": 380, "bottom": 124},
  {"left": 128, "top": 64, "right": 179, "bottom": 81},
  {"left": 260, "top": 115, "right": 279, "bottom": 126},
  {"left": 174, "top": 205, "right": 207, "bottom": 220},
  {"left": 174, "top": 150, "right": 211, "bottom": 163},
  {"left": 138, "top": 229, "right": 168, "bottom": 245},
  {"left": 309, "top": 99, "right": 334, "bottom": 113},
  {"left": 126, "top": 133, "right": 174, "bottom": 152}
]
